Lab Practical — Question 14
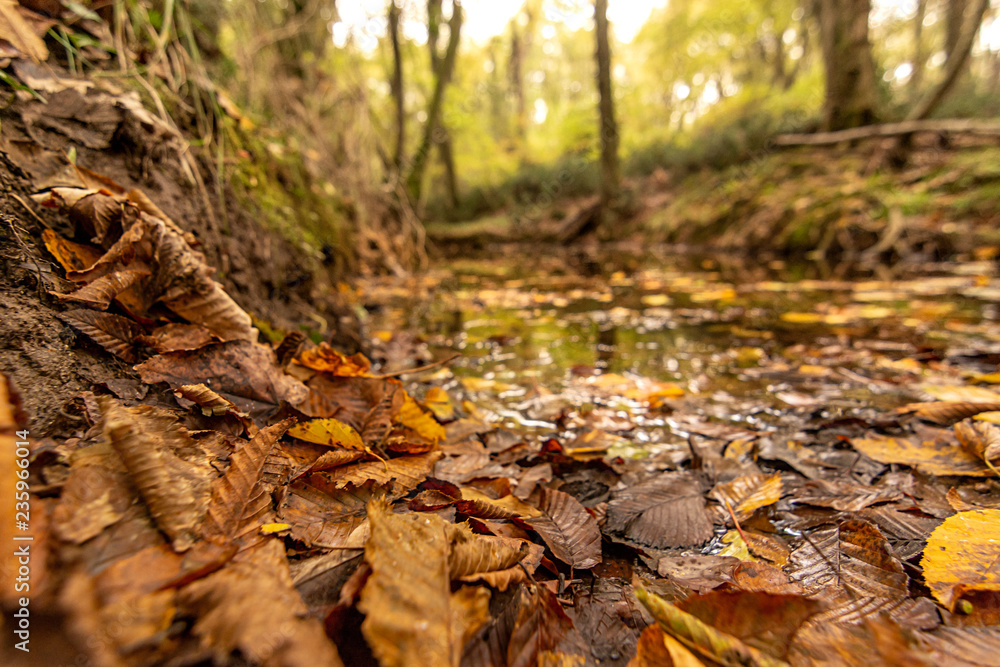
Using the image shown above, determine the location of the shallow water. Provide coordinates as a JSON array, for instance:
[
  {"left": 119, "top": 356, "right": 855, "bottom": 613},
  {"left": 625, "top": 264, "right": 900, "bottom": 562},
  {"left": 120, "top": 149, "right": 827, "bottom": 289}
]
[{"left": 358, "top": 249, "right": 1000, "bottom": 455}]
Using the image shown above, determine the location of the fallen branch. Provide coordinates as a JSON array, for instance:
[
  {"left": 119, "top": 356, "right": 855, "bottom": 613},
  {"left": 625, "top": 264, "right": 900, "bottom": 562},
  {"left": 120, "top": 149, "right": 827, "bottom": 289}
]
[{"left": 773, "top": 119, "right": 1000, "bottom": 147}]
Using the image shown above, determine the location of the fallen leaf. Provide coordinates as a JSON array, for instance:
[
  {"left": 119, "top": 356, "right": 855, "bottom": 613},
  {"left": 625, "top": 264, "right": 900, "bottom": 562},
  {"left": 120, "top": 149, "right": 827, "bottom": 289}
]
[
  {"left": 898, "top": 401, "right": 1000, "bottom": 425},
  {"left": 295, "top": 343, "right": 371, "bottom": 376},
  {"left": 359, "top": 498, "right": 490, "bottom": 667},
  {"left": 851, "top": 436, "right": 992, "bottom": 476},
  {"left": 507, "top": 585, "right": 582, "bottom": 667},
  {"left": 630, "top": 626, "right": 706, "bottom": 666},
  {"left": 607, "top": 474, "right": 713, "bottom": 548},
  {"left": 954, "top": 419, "right": 1000, "bottom": 474},
  {"left": 522, "top": 487, "right": 602, "bottom": 569},
  {"left": 922, "top": 509, "right": 1000, "bottom": 611},
  {"left": 59, "top": 309, "right": 144, "bottom": 362},
  {"left": 288, "top": 417, "right": 366, "bottom": 450},
  {"left": 711, "top": 473, "right": 782, "bottom": 521},
  {"left": 0, "top": 0, "right": 48, "bottom": 61}
]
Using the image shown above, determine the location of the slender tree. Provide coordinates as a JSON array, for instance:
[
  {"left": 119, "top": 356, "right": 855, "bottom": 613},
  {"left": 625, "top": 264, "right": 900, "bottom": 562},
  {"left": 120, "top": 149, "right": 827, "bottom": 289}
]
[
  {"left": 428, "top": 0, "right": 459, "bottom": 210},
  {"left": 594, "top": 0, "right": 619, "bottom": 211},
  {"left": 816, "top": 0, "right": 878, "bottom": 131},
  {"left": 388, "top": 0, "right": 405, "bottom": 171},
  {"left": 406, "top": 0, "right": 462, "bottom": 202},
  {"left": 910, "top": 0, "right": 928, "bottom": 97}
]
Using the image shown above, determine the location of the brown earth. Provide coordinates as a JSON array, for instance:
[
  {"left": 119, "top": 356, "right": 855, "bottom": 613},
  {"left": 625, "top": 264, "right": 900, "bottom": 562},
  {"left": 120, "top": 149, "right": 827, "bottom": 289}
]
[{"left": 0, "top": 68, "right": 361, "bottom": 436}]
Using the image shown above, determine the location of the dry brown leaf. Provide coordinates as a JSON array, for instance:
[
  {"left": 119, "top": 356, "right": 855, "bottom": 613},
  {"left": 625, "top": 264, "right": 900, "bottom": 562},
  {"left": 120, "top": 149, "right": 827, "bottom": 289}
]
[
  {"left": 52, "top": 438, "right": 133, "bottom": 544},
  {"left": 136, "top": 340, "right": 307, "bottom": 424},
  {"left": 507, "top": 585, "right": 581, "bottom": 667},
  {"left": 316, "top": 451, "right": 442, "bottom": 493},
  {"left": 203, "top": 421, "right": 291, "bottom": 545},
  {"left": 0, "top": 0, "right": 49, "bottom": 61},
  {"left": 731, "top": 562, "right": 805, "bottom": 595},
  {"left": 922, "top": 509, "right": 1000, "bottom": 611},
  {"left": 657, "top": 555, "right": 739, "bottom": 593},
  {"left": 59, "top": 309, "right": 144, "bottom": 363},
  {"left": 954, "top": 419, "right": 1000, "bottom": 474},
  {"left": 280, "top": 478, "right": 382, "bottom": 549},
  {"left": 788, "top": 616, "right": 931, "bottom": 667},
  {"left": 851, "top": 435, "right": 992, "bottom": 476},
  {"left": 359, "top": 498, "right": 490, "bottom": 667},
  {"left": 522, "top": 487, "right": 602, "bottom": 569},
  {"left": 711, "top": 473, "right": 783, "bottom": 521},
  {"left": 138, "top": 323, "right": 218, "bottom": 353},
  {"left": 449, "top": 526, "right": 528, "bottom": 579},
  {"left": 100, "top": 398, "right": 213, "bottom": 551},
  {"left": 180, "top": 540, "right": 343, "bottom": 667},
  {"left": 791, "top": 478, "right": 903, "bottom": 512},
  {"left": 57, "top": 267, "right": 151, "bottom": 310},
  {"left": 458, "top": 541, "right": 544, "bottom": 591}
]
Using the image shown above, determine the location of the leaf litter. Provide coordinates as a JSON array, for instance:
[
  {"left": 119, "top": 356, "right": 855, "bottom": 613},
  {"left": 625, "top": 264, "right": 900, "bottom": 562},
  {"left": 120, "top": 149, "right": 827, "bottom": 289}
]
[{"left": 7, "top": 165, "right": 1000, "bottom": 666}]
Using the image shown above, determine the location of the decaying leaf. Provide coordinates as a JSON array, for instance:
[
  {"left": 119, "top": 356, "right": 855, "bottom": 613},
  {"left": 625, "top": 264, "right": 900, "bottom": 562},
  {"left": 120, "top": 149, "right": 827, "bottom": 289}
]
[
  {"left": 657, "top": 555, "right": 740, "bottom": 593},
  {"left": 280, "top": 478, "right": 382, "bottom": 549},
  {"left": 397, "top": 391, "right": 447, "bottom": 443},
  {"left": 630, "top": 625, "right": 706, "bottom": 667},
  {"left": 635, "top": 587, "right": 790, "bottom": 667},
  {"left": 180, "top": 540, "right": 343, "bottom": 667},
  {"left": 788, "top": 616, "right": 932, "bottom": 667},
  {"left": 100, "top": 398, "right": 213, "bottom": 551},
  {"left": 898, "top": 402, "right": 1000, "bottom": 425},
  {"left": 316, "top": 451, "right": 443, "bottom": 493},
  {"left": 359, "top": 498, "right": 490, "bottom": 667},
  {"left": 507, "top": 585, "right": 582, "bottom": 667},
  {"left": 851, "top": 436, "right": 992, "bottom": 476},
  {"left": 522, "top": 487, "right": 602, "bottom": 569},
  {"left": 607, "top": 474, "right": 713, "bottom": 548},
  {"left": 52, "top": 438, "right": 133, "bottom": 544},
  {"left": 922, "top": 509, "right": 1000, "bottom": 611},
  {"left": 0, "top": 0, "right": 49, "bottom": 61},
  {"left": 791, "top": 479, "right": 902, "bottom": 512},
  {"left": 295, "top": 343, "right": 372, "bottom": 376}
]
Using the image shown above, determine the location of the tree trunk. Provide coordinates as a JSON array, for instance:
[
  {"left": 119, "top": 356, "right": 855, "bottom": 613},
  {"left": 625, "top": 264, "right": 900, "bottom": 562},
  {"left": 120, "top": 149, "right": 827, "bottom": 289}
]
[
  {"left": 907, "top": 0, "right": 989, "bottom": 121},
  {"left": 428, "top": 0, "right": 459, "bottom": 210},
  {"left": 509, "top": 25, "right": 526, "bottom": 142},
  {"left": 388, "top": 0, "right": 405, "bottom": 171},
  {"left": 817, "top": 0, "right": 878, "bottom": 131},
  {"left": 594, "top": 0, "right": 619, "bottom": 211},
  {"left": 406, "top": 0, "right": 462, "bottom": 203},
  {"left": 910, "top": 0, "right": 928, "bottom": 96}
]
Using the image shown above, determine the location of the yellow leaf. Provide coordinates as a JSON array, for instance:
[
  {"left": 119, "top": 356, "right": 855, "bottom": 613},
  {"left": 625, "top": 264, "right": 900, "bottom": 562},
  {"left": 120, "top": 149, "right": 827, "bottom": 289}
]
[
  {"left": 397, "top": 393, "right": 446, "bottom": 443},
  {"left": 260, "top": 522, "right": 291, "bottom": 534},
  {"left": 423, "top": 386, "right": 456, "bottom": 422},
  {"left": 718, "top": 530, "right": 755, "bottom": 562},
  {"left": 780, "top": 312, "right": 824, "bottom": 324},
  {"left": 851, "top": 436, "right": 992, "bottom": 477},
  {"left": 288, "top": 418, "right": 365, "bottom": 450},
  {"left": 921, "top": 385, "right": 1000, "bottom": 403},
  {"left": 921, "top": 509, "right": 1000, "bottom": 611},
  {"left": 975, "top": 412, "right": 1000, "bottom": 425}
]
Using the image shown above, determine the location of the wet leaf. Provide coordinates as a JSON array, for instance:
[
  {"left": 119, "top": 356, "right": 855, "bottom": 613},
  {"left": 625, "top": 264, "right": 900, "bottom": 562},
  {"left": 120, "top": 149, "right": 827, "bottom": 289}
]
[
  {"left": 657, "top": 555, "right": 739, "bottom": 592},
  {"left": 359, "top": 498, "right": 490, "bottom": 667},
  {"left": 922, "top": 509, "right": 1000, "bottom": 611},
  {"left": 424, "top": 386, "right": 456, "bottom": 421},
  {"left": 607, "top": 474, "right": 713, "bottom": 549},
  {"left": 635, "top": 587, "right": 790, "bottom": 667},
  {"left": 316, "top": 450, "right": 442, "bottom": 493},
  {"left": 280, "top": 478, "right": 382, "bottom": 549},
  {"left": 449, "top": 525, "right": 529, "bottom": 580},
  {"left": 711, "top": 473, "right": 782, "bottom": 521},
  {"left": 522, "top": 487, "right": 602, "bottom": 569},
  {"left": 59, "top": 308, "right": 143, "bottom": 362},
  {"left": 788, "top": 616, "right": 931, "bottom": 667},
  {"left": 42, "top": 227, "right": 102, "bottom": 272},
  {"left": 791, "top": 479, "right": 902, "bottom": 512},
  {"left": 731, "top": 562, "right": 805, "bottom": 595},
  {"left": 851, "top": 435, "right": 992, "bottom": 476}
]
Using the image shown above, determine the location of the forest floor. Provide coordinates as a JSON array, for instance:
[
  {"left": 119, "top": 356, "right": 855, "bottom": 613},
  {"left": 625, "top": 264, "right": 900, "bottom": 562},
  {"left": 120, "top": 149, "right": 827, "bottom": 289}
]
[
  {"left": 5, "top": 66, "right": 1000, "bottom": 667},
  {"left": 429, "top": 137, "right": 1000, "bottom": 274}
]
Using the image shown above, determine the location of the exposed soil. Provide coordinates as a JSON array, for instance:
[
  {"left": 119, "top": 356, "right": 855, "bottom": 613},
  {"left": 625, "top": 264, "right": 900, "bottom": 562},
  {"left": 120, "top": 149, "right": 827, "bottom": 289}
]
[{"left": 0, "top": 72, "right": 360, "bottom": 436}]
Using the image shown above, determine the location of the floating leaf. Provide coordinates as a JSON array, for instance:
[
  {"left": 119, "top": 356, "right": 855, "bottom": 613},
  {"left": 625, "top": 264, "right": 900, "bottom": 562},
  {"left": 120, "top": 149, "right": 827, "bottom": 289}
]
[
  {"left": 522, "top": 487, "right": 602, "bottom": 569},
  {"left": 851, "top": 436, "right": 992, "bottom": 476},
  {"left": 635, "top": 587, "right": 790, "bottom": 667},
  {"left": 922, "top": 509, "right": 1000, "bottom": 611}
]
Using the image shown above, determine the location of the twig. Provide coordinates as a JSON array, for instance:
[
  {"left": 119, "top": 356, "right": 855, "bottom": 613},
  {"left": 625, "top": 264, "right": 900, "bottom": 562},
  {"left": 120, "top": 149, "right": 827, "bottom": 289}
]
[
  {"left": 370, "top": 353, "right": 461, "bottom": 379},
  {"left": 724, "top": 500, "right": 750, "bottom": 547},
  {"left": 10, "top": 194, "right": 50, "bottom": 229}
]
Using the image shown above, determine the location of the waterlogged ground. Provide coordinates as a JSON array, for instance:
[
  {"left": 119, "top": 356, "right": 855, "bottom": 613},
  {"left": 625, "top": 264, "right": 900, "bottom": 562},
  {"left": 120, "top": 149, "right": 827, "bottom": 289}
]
[{"left": 358, "top": 249, "right": 1000, "bottom": 461}]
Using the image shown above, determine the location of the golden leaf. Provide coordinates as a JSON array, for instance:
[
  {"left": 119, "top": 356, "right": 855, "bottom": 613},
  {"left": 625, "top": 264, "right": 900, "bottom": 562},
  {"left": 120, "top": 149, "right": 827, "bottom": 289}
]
[
  {"left": 397, "top": 392, "right": 446, "bottom": 444},
  {"left": 921, "top": 509, "right": 1000, "bottom": 611},
  {"left": 851, "top": 436, "right": 992, "bottom": 476},
  {"left": 288, "top": 418, "right": 366, "bottom": 450}
]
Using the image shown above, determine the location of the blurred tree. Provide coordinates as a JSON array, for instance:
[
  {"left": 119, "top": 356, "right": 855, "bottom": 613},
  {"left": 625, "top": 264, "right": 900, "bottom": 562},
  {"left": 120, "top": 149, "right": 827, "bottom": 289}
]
[
  {"left": 388, "top": 0, "right": 405, "bottom": 172},
  {"left": 407, "top": 0, "right": 463, "bottom": 202},
  {"left": 816, "top": 0, "right": 877, "bottom": 130},
  {"left": 594, "top": 0, "right": 619, "bottom": 211},
  {"left": 428, "top": 0, "right": 459, "bottom": 209}
]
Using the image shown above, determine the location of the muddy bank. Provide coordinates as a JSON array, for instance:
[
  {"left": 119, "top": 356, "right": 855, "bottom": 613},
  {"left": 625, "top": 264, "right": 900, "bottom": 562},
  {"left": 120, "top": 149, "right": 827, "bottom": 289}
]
[{"left": 0, "top": 68, "right": 359, "bottom": 435}]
